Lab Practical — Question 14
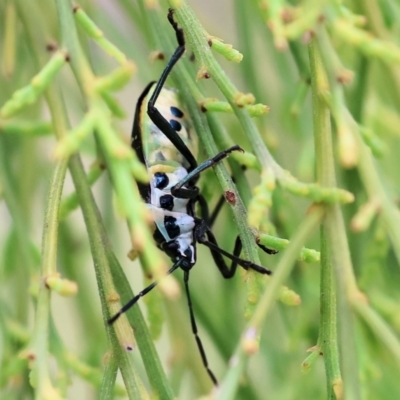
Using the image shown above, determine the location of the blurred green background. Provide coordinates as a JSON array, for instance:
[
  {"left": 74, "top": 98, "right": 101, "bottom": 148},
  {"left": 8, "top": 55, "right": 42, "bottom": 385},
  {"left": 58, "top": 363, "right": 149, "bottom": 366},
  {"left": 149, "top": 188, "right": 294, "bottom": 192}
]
[{"left": 1, "top": 0, "right": 400, "bottom": 399}]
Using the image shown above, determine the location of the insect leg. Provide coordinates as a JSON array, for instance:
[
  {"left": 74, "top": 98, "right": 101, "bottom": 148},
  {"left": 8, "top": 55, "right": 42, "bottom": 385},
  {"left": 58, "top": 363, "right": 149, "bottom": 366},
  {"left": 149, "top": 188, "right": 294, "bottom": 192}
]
[
  {"left": 147, "top": 10, "right": 198, "bottom": 171},
  {"left": 108, "top": 258, "right": 183, "bottom": 324},
  {"left": 194, "top": 193, "right": 224, "bottom": 228},
  {"left": 149, "top": 9, "right": 185, "bottom": 110},
  {"left": 194, "top": 193, "right": 210, "bottom": 222},
  {"left": 207, "top": 195, "right": 225, "bottom": 228},
  {"left": 196, "top": 191, "right": 278, "bottom": 255},
  {"left": 183, "top": 270, "right": 218, "bottom": 386},
  {"left": 171, "top": 145, "right": 243, "bottom": 198},
  {"left": 196, "top": 195, "right": 277, "bottom": 254},
  {"left": 194, "top": 219, "right": 273, "bottom": 277},
  {"left": 195, "top": 191, "right": 226, "bottom": 228}
]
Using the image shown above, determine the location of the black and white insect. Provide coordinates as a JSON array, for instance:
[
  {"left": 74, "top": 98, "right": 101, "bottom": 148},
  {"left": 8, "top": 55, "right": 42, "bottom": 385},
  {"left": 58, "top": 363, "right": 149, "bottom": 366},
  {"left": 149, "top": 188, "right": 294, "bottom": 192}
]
[{"left": 108, "top": 9, "right": 277, "bottom": 385}]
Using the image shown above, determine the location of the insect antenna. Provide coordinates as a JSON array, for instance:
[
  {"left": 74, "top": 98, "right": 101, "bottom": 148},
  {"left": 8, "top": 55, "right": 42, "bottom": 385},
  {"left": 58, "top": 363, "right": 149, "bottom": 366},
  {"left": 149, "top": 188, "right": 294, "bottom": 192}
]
[
  {"left": 148, "top": 9, "right": 185, "bottom": 105},
  {"left": 183, "top": 270, "right": 218, "bottom": 386},
  {"left": 108, "top": 259, "right": 183, "bottom": 324}
]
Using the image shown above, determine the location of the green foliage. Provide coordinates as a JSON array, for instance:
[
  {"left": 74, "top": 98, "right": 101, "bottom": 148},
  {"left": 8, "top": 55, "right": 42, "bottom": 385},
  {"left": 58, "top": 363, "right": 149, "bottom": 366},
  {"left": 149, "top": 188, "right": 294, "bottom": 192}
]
[{"left": 1, "top": 0, "right": 400, "bottom": 399}]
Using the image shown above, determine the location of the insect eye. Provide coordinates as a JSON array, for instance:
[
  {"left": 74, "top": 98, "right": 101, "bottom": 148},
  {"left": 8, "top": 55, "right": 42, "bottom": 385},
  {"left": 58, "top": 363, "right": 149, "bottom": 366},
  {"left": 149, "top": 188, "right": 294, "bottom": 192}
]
[{"left": 154, "top": 172, "right": 169, "bottom": 189}]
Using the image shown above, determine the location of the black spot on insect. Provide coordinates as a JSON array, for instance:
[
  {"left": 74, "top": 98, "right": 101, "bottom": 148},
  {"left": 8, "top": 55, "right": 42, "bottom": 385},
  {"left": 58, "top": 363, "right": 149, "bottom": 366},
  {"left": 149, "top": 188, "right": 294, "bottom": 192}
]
[
  {"left": 169, "top": 119, "right": 182, "bottom": 132},
  {"left": 170, "top": 106, "right": 184, "bottom": 118},
  {"left": 164, "top": 215, "right": 180, "bottom": 238},
  {"left": 154, "top": 172, "right": 169, "bottom": 189},
  {"left": 181, "top": 247, "right": 193, "bottom": 270},
  {"left": 160, "top": 194, "right": 174, "bottom": 211},
  {"left": 162, "top": 240, "right": 180, "bottom": 259},
  {"left": 153, "top": 227, "right": 165, "bottom": 245},
  {"left": 184, "top": 247, "right": 192, "bottom": 259}
]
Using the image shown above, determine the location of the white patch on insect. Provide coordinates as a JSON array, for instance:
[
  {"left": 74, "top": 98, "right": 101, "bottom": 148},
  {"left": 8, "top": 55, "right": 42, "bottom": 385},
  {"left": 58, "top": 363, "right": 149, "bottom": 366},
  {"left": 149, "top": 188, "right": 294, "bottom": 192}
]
[
  {"left": 176, "top": 241, "right": 195, "bottom": 264},
  {"left": 150, "top": 167, "right": 189, "bottom": 213},
  {"left": 148, "top": 205, "right": 195, "bottom": 263},
  {"left": 147, "top": 205, "right": 195, "bottom": 241}
]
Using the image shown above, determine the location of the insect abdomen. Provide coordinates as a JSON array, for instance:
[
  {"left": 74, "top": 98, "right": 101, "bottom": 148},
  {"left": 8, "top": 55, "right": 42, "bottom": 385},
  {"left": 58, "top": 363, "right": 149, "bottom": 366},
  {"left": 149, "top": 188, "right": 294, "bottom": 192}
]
[{"left": 140, "top": 86, "right": 197, "bottom": 171}]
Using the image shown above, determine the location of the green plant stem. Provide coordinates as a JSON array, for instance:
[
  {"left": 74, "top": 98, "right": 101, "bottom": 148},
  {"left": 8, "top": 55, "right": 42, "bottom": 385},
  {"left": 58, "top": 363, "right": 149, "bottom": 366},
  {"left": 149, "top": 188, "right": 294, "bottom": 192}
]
[
  {"left": 218, "top": 205, "right": 324, "bottom": 399},
  {"left": 12, "top": 3, "right": 68, "bottom": 398},
  {"left": 248, "top": 206, "right": 324, "bottom": 329},
  {"left": 309, "top": 40, "right": 360, "bottom": 400},
  {"left": 68, "top": 154, "right": 146, "bottom": 400},
  {"left": 355, "top": 134, "right": 400, "bottom": 266},
  {"left": 30, "top": 158, "right": 67, "bottom": 400},
  {"left": 234, "top": 0, "right": 264, "bottom": 105},
  {"left": 55, "top": 0, "right": 93, "bottom": 90},
  {"left": 59, "top": 160, "right": 104, "bottom": 220},
  {"left": 172, "top": 3, "right": 283, "bottom": 179},
  {"left": 312, "top": 18, "right": 400, "bottom": 379},
  {"left": 41, "top": 160, "right": 68, "bottom": 278},
  {"left": 164, "top": 297, "right": 214, "bottom": 393},
  {"left": 53, "top": 1, "right": 172, "bottom": 398},
  {"left": 100, "top": 353, "right": 119, "bottom": 400},
  {"left": 56, "top": 0, "right": 168, "bottom": 288},
  {"left": 107, "top": 250, "right": 176, "bottom": 400},
  {"left": 0, "top": 138, "right": 34, "bottom": 321},
  {"left": 15, "top": 0, "right": 167, "bottom": 396},
  {"left": 310, "top": 32, "right": 342, "bottom": 400},
  {"left": 55, "top": 8, "right": 174, "bottom": 394},
  {"left": 315, "top": 24, "right": 400, "bottom": 266},
  {"left": 358, "top": 0, "right": 400, "bottom": 105},
  {"left": 319, "top": 228, "right": 341, "bottom": 399},
  {"left": 207, "top": 113, "right": 253, "bottom": 206},
  {"left": 352, "top": 300, "right": 400, "bottom": 365}
]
